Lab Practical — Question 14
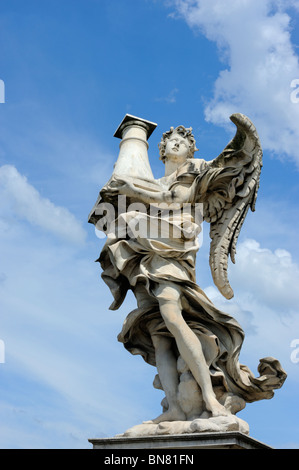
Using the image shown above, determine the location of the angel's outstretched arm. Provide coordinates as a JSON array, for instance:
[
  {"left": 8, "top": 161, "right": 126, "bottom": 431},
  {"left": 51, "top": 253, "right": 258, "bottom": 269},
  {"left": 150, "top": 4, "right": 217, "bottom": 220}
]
[{"left": 102, "top": 177, "right": 192, "bottom": 205}]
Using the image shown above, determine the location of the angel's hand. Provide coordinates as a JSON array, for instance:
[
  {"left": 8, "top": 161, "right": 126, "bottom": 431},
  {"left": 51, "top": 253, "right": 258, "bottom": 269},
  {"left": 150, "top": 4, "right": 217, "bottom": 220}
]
[
  {"left": 101, "top": 177, "right": 136, "bottom": 198},
  {"left": 99, "top": 184, "right": 116, "bottom": 199},
  {"left": 111, "top": 177, "right": 136, "bottom": 197}
]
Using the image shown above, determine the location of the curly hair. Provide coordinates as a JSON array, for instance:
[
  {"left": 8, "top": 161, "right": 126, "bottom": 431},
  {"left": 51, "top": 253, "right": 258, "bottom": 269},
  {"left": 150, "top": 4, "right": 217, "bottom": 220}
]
[{"left": 159, "top": 125, "right": 198, "bottom": 163}]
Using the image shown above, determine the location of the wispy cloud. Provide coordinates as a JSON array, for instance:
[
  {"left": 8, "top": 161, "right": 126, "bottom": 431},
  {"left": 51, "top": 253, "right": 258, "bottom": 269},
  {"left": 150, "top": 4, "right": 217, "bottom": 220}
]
[
  {"left": 230, "top": 238, "right": 299, "bottom": 312},
  {"left": 155, "top": 87, "right": 179, "bottom": 103},
  {"left": 0, "top": 194, "right": 149, "bottom": 445},
  {"left": 205, "top": 238, "right": 299, "bottom": 378},
  {"left": 0, "top": 165, "right": 86, "bottom": 244},
  {"left": 170, "top": 0, "right": 299, "bottom": 165}
]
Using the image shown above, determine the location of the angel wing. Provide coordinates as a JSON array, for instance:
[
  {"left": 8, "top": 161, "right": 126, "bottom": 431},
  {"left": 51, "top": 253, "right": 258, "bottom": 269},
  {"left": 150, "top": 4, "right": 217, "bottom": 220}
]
[{"left": 199, "top": 113, "right": 263, "bottom": 299}]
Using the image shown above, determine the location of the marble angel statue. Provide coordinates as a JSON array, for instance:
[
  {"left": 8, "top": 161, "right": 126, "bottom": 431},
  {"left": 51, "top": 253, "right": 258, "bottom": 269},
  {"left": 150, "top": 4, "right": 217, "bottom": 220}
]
[{"left": 88, "top": 113, "right": 286, "bottom": 434}]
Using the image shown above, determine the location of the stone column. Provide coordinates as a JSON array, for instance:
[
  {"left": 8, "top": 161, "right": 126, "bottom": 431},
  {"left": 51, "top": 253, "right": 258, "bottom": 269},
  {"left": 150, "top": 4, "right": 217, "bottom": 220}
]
[{"left": 113, "top": 114, "right": 157, "bottom": 180}]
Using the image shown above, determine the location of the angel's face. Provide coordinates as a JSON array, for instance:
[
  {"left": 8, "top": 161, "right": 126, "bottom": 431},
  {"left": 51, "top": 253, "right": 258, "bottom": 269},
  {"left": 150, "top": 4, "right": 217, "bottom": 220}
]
[{"left": 164, "top": 134, "right": 190, "bottom": 163}]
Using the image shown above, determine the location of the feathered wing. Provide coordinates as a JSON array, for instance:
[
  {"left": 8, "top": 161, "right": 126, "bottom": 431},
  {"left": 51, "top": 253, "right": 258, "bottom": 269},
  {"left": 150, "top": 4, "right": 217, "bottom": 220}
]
[{"left": 199, "top": 113, "right": 263, "bottom": 299}]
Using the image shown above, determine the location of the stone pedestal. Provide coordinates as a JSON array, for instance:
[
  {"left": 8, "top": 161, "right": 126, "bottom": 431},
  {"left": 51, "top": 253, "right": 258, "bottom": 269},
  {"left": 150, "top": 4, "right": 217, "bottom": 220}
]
[{"left": 89, "top": 432, "right": 272, "bottom": 450}]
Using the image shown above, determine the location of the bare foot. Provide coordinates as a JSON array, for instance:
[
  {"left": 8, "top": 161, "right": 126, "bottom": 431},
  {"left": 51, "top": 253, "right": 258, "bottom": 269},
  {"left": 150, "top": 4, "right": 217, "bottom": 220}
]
[
  {"left": 205, "top": 397, "right": 230, "bottom": 417},
  {"left": 143, "top": 408, "right": 186, "bottom": 424}
]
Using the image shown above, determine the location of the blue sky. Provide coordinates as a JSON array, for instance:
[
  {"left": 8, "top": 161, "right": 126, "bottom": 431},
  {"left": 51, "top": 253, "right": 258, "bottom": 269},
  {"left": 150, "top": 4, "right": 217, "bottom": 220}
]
[{"left": 0, "top": 0, "right": 299, "bottom": 449}]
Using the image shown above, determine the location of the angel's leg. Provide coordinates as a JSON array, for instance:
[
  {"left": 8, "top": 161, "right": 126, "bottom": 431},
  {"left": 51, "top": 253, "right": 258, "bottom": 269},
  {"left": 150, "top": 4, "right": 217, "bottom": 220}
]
[
  {"left": 145, "top": 334, "right": 186, "bottom": 424},
  {"left": 155, "top": 283, "right": 229, "bottom": 417},
  {"left": 133, "top": 284, "right": 185, "bottom": 423}
]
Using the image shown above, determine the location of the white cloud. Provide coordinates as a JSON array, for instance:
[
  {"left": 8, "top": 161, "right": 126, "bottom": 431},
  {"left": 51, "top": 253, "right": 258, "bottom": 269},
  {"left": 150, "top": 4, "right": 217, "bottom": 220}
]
[
  {"left": 0, "top": 165, "right": 86, "bottom": 244},
  {"left": 171, "top": 0, "right": 299, "bottom": 164},
  {"left": 204, "top": 285, "right": 258, "bottom": 335},
  {"left": 204, "top": 238, "right": 299, "bottom": 380},
  {"left": 0, "top": 205, "right": 151, "bottom": 444},
  {"left": 229, "top": 238, "right": 299, "bottom": 312}
]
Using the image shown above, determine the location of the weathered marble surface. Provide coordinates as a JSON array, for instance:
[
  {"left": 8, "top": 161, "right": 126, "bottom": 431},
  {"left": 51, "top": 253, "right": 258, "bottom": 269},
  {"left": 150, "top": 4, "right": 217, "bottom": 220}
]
[
  {"left": 89, "top": 114, "right": 287, "bottom": 436},
  {"left": 118, "top": 415, "right": 249, "bottom": 438}
]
